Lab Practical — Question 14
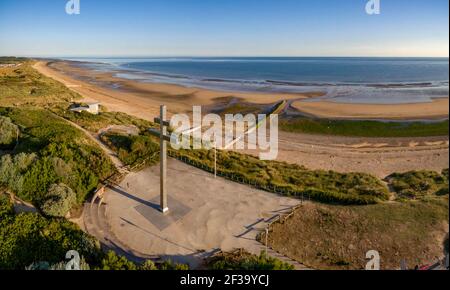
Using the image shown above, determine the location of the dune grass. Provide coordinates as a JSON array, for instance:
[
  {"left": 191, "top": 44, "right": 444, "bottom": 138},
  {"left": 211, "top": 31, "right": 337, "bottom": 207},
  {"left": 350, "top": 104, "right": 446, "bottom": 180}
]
[
  {"left": 0, "top": 60, "right": 80, "bottom": 108},
  {"left": 51, "top": 106, "right": 156, "bottom": 133},
  {"left": 386, "top": 170, "right": 449, "bottom": 200},
  {"left": 280, "top": 118, "right": 449, "bottom": 138},
  {"left": 100, "top": 132, "right": 160, "bottom": 170}
]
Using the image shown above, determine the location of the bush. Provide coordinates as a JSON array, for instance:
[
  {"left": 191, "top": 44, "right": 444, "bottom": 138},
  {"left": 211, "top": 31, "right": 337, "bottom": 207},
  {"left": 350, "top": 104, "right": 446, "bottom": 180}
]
[
  {"left": 387, "top": 170, "right": 449, "bottom": 200},
  {"left": 0, "top": 116, "right": 19, "bottom": 149},
  {"left": 101, "top": 133, "right": 159, "bottom": 169},
  {"left": 99, "top": 251, "right": 137, "bottom": 270},
  {"left": 206, "top": 249, "right": 294, "bottom": 270},
  {"left": 0, "top": 212, "right": 99, "bottom": 270},
  {"left": 98, "top": 251, "right": 190, "bottom": 270},
  {"left": 0, "top": 153, "right": 36, "bottom": 195},
  {"left": 41, "top": 183, "right": 76, "bottom": 217},
  {"left": 159, "top": 260, "right": 190, "bottom": 270},
  {"left": 0, "top": 194, "right": 14, "bottom": 219}
]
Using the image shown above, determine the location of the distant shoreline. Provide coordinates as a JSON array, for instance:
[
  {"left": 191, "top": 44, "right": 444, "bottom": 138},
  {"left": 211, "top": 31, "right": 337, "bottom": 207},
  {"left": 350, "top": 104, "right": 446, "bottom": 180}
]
[
  {"left": 54, "top": 57, "right": 449, "bottom": 105},
  {"left": 34, "top": 59, "right": 449, "bottom": 121}
]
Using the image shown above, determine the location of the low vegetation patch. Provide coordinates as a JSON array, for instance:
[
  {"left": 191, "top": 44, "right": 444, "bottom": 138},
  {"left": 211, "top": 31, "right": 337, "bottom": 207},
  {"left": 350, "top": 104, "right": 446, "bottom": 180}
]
[
  {"left": 99, "top": 251, "right": 189, "bottom": 270},
  {"left": 387, "top": 170, "right": 449, "bottom": 200},
  {"left": 101, "top": 132, "right": 160, "bottom": 170},
  {"left": 280, "top": 118, "right": 449, "bottom": 138},
  {"left": 205, "top": 249, "right": 294, "bottom": 270},
  {"left": 40, "top": 183, "right": 77, "bottom": 218},
  {"left": 260, "top": 198, "right": 449, "bottom": 270},
  {"left": 0, "top": 116, "right": 19, "bottom": 149},
  {"left": 52, "top": 107, "right": 156, "bottom": 133},
  {"left": 0, "top": 60, "right": 80, "bottom": 107}
]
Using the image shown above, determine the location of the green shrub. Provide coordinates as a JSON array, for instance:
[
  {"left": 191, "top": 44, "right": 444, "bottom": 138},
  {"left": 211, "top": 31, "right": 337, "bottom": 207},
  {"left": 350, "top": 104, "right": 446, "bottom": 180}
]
[
  {"left": 158, "top": 260, "right": 190, "bottom": 270},
  {"left": 140, "top": 260, "right": 158, "bottom": 271},
  {"left": 41, "top": 183, "right": 76, "bottom": 217},
  {"left": 206, "top": 250, "right": 294, "bottom": 270},
  {"left": 387, "top": 170, "right": 449, "bottom": 200},
  {"left": 0, "top": 153, "right": 36, "bottom": 195},
  {"left": 0, "top": 116, "right": 19, "bottom": 148},
  {"left": 101, "top": 133, "right": 159, "bottom": 169},
  {"left": 99, "top": 251, "right": 138, "bottom": 270},
  {"left": 0, "top": 212, "right": 99, "bottom": 270},
  {"left": 0, "top": 194, "right": 14, "bottom": 219}
]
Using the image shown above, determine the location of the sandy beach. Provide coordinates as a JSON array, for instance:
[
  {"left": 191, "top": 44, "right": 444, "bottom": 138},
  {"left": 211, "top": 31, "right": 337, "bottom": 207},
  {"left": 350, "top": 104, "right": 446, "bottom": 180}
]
[
  {"left": 34, "top": 61, "right": 312, "bottom": 120},
  {"left": 33, "top": 60, "right": 449, "bottom": 178},
  {"left": 292, "top": 98, "right": 449, "bottom": 120},
  {"left": 35, "top": 60, "right": 449, "bottom": 121}
]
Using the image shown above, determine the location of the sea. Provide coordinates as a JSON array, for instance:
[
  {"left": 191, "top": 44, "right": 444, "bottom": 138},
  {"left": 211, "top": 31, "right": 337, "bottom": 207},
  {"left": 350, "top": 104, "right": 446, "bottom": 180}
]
[{"left": 63, "top": 57, "right": 449, "bottom": 104}]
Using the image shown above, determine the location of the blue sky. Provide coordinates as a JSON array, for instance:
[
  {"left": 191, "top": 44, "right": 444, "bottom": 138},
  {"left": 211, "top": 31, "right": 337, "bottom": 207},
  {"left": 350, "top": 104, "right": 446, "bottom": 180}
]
[{"left": 0, "top": 0, "right": 448, "bottom": 57}]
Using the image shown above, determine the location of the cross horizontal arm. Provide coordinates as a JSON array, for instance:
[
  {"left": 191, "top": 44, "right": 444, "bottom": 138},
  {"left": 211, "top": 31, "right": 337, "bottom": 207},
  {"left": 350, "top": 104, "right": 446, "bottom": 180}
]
[
  {"left": 154, "top": 118, "right": 171, "bottom": 127},
  {"left": 149, "top": 128, "right": 172, "bottom": 142}
]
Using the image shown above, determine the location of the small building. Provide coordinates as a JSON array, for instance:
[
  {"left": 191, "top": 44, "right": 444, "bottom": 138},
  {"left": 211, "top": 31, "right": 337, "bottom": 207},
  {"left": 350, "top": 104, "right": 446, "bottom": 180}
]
[
  {"left": 70, "top": 102, "right": 100, "bottom": 115},
  {"left": 0, "top": 63, "right": 22, "bottom": 68}
]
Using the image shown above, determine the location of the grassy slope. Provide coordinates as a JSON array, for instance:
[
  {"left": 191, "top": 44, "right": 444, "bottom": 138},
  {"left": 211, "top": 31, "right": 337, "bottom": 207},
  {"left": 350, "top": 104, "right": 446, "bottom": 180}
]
[
  {"left": 262, "top": 198, "right": 449, "bottom": 270},
  {"left": 279, "top": 118, "right": 449, "bottom": 138},
  {"left": 0, "top": 107, "right": 116, "bottom": 205},
  {"left": 0, "top": 60, "right": 79, "bottom": 107},
  {"left": 51, "top": 106, "right": 156, "bottom": 133},
  {"left": 0, "top": 60, "right": 116, "bottom": 207}
]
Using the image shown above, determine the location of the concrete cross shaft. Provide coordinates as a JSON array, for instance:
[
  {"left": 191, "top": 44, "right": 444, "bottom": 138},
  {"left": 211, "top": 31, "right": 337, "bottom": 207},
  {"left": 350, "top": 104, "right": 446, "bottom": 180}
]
[{"left": 150, "top": 105, "right": 171, "bottom": 214}]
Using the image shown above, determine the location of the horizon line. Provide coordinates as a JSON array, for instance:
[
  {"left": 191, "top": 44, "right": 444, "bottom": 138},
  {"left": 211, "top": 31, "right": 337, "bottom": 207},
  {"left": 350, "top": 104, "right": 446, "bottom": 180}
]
[{"left": 3, "top": 55, "right": 449, "bottom": 59}]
